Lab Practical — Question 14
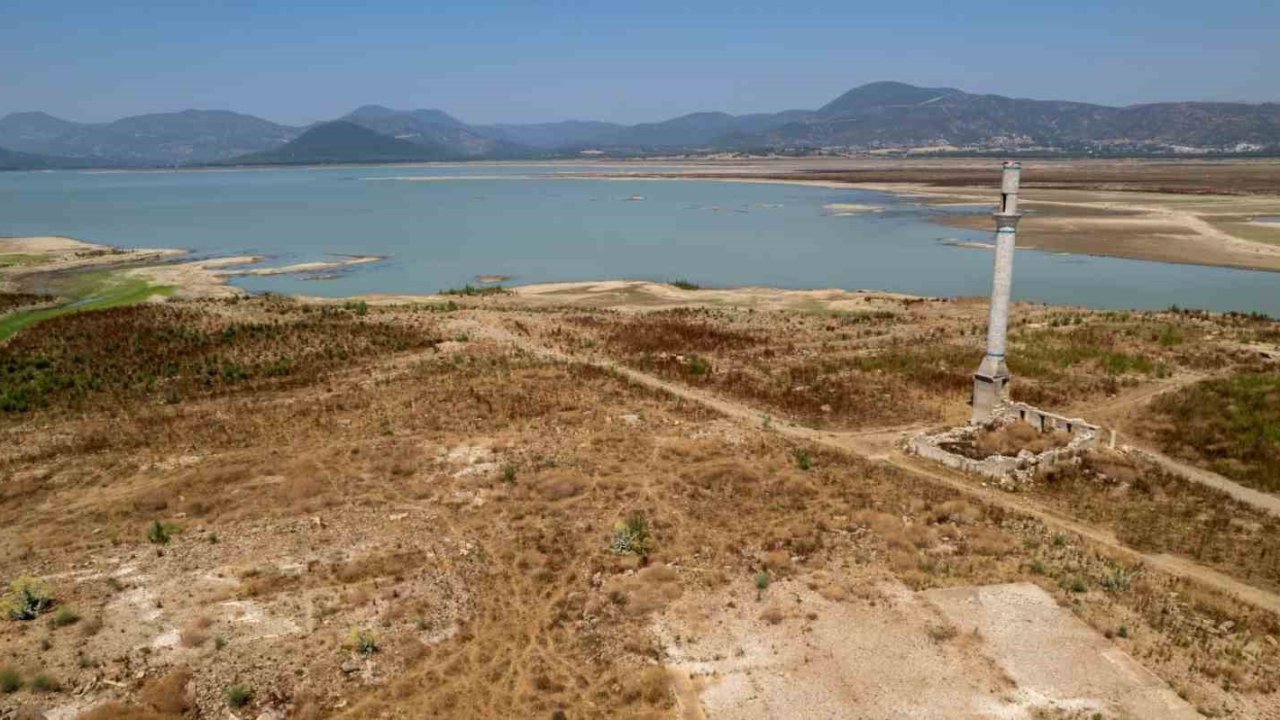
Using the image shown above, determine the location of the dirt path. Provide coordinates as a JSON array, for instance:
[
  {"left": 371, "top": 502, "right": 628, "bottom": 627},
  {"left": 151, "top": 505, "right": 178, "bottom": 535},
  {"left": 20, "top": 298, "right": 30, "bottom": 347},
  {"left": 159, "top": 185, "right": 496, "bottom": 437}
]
[
  {"left": 500, "top": 331, "right": 1280, "bottom": 615},
  {"left": 1063, "top": 371, "right": 1280, "bottom": 518},
  {"left": 1124, "top": 443, "right": 1280, "bottom": 518},
  {"left": 1063, "top": 371, "right": 1207, "bottom": 423}
]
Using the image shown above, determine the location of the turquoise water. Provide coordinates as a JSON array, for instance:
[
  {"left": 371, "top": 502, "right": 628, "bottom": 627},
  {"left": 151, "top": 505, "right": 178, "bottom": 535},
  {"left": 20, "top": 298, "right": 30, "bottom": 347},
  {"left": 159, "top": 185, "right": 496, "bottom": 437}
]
[{"left": 2, "top": 164, "right": 1280, "bottom": 314}]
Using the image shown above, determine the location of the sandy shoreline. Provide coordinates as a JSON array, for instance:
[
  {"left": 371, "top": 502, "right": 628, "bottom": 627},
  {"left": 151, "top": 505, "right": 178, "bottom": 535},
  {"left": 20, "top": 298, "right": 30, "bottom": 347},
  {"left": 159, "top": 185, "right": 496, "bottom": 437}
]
[
  {"left": 444, "top": 167, "right": 1280, "bottom": 274},
  {"left": 596, "top": 173, "right": 1280, "bottom": 274},
  {"left": 0, "top": 235, "right": 385, "bottom": 300}
]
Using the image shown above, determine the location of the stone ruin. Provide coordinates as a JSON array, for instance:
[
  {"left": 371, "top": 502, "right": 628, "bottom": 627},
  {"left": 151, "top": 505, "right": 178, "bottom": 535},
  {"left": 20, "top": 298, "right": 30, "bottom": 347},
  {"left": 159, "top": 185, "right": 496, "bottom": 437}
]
[{"left": 907, "top": 402, "right": 1110, "bottom": 488}]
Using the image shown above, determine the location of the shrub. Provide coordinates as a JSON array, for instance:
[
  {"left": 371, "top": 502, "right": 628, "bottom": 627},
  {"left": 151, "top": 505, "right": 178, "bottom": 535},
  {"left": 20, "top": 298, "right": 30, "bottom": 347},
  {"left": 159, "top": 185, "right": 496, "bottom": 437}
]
[
  {"left": 147, "top": 520, "right": 175, "bottom": 545},
  {"left": 755, "top": 571, "right": 771, "bottom": 601},
  {"left": 3, "top": 578, "right": 54, "bottom": 621},
  {"left": 50, "top": 606, "right": 80, "bottom": 628},
  {"left": 794, "top": 449, "right": 812, "bottom": 471},
  {"left": 31, "top": 673, "right": 60, "bottom": 692},
  {"left": 611, "top": 512, "right": 651, "bottom": 558},
  {"left": 686, "top": 354, "right": 711, "bottom": 376},
  {"left": 226, "top": 684, "right": 253, "bottom": 708},
  {"left": 1101, "top": 567, "right": 1132, "bottom": 593},
  {"left": 669, "top": 279, "right": 700, "bottom": 291},
  {"left": 0, "top": 667, "right": 21, "bottom": 693},
  {"left": 350, "top": 628, "right": 378, "bottom": 656},
  {"left": 439, "top": 284, "right": 509, "bottom": 297}
]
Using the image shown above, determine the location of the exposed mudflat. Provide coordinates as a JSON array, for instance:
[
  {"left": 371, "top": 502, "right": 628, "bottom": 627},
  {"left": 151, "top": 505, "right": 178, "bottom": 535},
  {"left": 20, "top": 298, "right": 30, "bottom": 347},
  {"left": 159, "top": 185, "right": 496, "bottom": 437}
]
[{"left": 624, "top": 158, "right": 1280, "bottom": 273}]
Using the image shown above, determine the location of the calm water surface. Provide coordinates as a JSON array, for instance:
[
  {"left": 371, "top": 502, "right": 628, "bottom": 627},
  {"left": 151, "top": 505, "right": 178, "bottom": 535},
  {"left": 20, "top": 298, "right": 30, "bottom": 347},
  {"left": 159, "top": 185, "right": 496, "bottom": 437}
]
[{"left": 2, "top": 164, "right": 1279, "bottom": 314}]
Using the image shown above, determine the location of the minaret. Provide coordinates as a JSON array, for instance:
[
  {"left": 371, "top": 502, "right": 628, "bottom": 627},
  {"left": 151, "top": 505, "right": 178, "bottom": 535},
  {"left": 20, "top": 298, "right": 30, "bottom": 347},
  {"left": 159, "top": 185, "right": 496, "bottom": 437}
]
[{"left": 972, "top": 161, "right": 1022, "bottom": 424}]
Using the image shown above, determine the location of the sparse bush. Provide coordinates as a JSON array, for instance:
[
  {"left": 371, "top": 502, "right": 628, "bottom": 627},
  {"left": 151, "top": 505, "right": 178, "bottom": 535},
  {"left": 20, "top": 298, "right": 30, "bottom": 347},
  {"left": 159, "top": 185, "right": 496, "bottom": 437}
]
[
  {"left": 611, "top": 512, "right": 651, "bottom": 558},
  {"left": 3, "top": 577, "right": 54, "bottom": 621},
  {"left": 350, "top": 628, "right": 378, "bottom": 655},
  {"left": 1102, "top": 567, "right": 1132, "bottom": 593},
  {"left": 755, "top": 571, "right": 771, "bottom": 601},
  {"left": 439, "top": 284, "right": 510, "bottom": 297},
  {"left": 502, "top": 463, "right": 518, "bottom": 484},
  {"left": 147, "top": 519, "right": 175, "bottom": 545},
  {"left": 669, "top": 279, "right": 700, "bottom": 291},
  {"left": 214, "top": 635, "right": 228, "bottom": 651},
  {"left": 226, "top": 684, "right": 253, "bottom": 708},
  {"left": 50, "top": 606, "right": 79, "bottom": 628},
  {"left": 0, "top": 667, "right": 21, "bottom": 693},
  {"left": 927, "top": 622, "right": 959, "bottom": 642},
  {"left": 31, "top": 673, "right": 60, "bottom": 692},
  {"left": 794, "top": 449, "right": 812, "bottom": 471},
  {"left": 1117, "top": 624, "right": 1130, "bottom": 638},
  {"left": 686, "top": 354, "right": 711, "bottom": 376}
]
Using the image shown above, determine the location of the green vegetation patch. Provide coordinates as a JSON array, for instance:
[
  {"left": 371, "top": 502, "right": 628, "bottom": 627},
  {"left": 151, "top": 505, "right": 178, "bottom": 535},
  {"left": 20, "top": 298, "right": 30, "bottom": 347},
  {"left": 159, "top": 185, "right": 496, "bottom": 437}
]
[
  {"left": 1144, "top": 373, "right": 1280, "bottom": 493},
  {"left": 1009, "top": 326, "right": 1161, "bottom": 379},
  {"left": 439, "top": 284, "right": 511, "bottom": 297},
  {"left": 0, "top": 253, "right": 55, "bottom": 269},
  {"left": 0, "top": 270, "right": 173, "bottom": 343}
]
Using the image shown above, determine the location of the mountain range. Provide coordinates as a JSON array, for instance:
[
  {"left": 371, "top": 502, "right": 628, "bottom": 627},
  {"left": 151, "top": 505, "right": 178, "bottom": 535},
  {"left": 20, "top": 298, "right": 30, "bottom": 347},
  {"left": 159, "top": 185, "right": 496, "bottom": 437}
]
[{"left": 2, "top": 81, "right": 1278, "bottom": 168}]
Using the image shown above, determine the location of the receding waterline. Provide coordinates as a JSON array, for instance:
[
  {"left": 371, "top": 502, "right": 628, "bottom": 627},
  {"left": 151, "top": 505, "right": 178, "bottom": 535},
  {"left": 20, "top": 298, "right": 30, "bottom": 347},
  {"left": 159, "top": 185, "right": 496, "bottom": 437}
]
[{"left": 1, "top": 165, "right": 1279, "bottom": 315}]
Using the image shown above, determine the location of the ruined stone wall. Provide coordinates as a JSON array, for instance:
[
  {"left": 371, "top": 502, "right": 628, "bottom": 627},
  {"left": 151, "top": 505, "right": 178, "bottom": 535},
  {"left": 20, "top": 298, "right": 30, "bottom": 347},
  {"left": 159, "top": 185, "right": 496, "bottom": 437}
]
[{"left": 906, "top": 403, "right": 1102, "bottom": 487}]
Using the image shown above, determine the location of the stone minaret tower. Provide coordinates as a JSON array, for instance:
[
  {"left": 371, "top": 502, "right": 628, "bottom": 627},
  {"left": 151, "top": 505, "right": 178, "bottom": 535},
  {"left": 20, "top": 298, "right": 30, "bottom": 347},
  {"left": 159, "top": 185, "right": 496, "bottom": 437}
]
[{"left": 972, "top": 161, "right": 1022, "bottom": 424}]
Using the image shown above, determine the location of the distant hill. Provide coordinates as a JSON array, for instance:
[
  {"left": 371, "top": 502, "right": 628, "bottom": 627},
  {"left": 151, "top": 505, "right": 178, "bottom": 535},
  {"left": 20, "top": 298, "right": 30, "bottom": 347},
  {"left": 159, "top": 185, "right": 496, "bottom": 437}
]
[
  {"left": 478, "top": 120, "right": 626, "bottom": 149},
  {"left": 739, "top": 81, "right": 1280, "bottom": 151},
  {"left": 0, "top": 145, "right": 109, "bottom": 170},
  {"left": 340, "top": 105, "right": 535, "bottom": 158},
  {"left": 225, "top": 121, "right": 457, "bottom": 165},
  {"left": 4, "top": 81, "right": 1279, "bottom": 167},
  {"left": 0, "top": 109, "right": 299, "bottom": 165}
]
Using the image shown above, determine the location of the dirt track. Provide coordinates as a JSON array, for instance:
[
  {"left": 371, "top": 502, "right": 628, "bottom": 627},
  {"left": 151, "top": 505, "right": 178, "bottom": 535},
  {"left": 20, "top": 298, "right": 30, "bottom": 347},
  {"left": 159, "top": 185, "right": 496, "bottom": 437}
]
[{"left": 503, "top": 326, "right": 1280, "bottom": 615}]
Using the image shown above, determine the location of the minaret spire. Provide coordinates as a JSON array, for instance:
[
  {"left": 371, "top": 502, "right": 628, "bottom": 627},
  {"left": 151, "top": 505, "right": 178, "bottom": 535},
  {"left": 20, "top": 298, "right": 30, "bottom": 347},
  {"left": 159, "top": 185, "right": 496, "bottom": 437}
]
[{"left": 972, "top": 161, "right": 1022, "bottom": 424}]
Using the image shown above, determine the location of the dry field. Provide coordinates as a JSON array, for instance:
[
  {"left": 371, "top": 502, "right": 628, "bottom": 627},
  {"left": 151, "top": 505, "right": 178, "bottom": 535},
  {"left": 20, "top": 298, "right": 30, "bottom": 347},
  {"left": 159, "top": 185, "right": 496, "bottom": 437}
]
[{"left": 1, "top": 286, "right": 1280, "bottom": 719}]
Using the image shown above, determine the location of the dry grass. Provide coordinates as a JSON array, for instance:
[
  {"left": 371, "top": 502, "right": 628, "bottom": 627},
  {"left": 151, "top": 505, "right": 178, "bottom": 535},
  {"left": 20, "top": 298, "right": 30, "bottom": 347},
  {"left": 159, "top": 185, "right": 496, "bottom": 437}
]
[
  {"left": 0, "top": 298, "right": 439, "bottom": 415},
  {"left": 1137, "top": 373, "right": 1280, "bottom": 493},
  {"left": 546, "top": 302, "right": 1271, "bottom": 432},
  {"left": 974, "top": 422, "right": 1073, "bottom": 457},
  {"left": 1033, "top": 448, "right": 1280, "bottom": 592},
  {"left": 0, "top": 295, "right": 1277, "bottom": 718}
]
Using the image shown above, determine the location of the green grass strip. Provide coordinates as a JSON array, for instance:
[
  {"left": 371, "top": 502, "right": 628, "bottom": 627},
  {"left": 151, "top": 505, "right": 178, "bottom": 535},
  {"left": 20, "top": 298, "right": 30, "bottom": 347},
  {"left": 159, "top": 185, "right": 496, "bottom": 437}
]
[{"left": 0, "top": 271, "right": 173, "bottom": 343}]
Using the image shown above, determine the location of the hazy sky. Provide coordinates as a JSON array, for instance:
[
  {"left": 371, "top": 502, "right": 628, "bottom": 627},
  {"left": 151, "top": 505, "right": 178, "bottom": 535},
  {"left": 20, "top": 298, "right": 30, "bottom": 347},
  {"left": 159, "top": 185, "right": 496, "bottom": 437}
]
[{"left": 4, "top": 0, "right": 1278, "bottom": 126}]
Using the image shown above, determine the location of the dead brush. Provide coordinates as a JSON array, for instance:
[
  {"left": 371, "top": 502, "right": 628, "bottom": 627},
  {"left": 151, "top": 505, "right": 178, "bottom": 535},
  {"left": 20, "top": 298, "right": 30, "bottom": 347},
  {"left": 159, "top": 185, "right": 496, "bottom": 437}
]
[
  {"left": 180, "top": 616, "right": 214, "bottom": 647},
  {"left": 0, "top": 301, "right": 441, "bottom": 415},
  {"left": 604, "top": 309, "right": 759, "bottom": 355},
  {"left": 1034, "top": 449, "right": 1280, "bottom": 592},
  {"left": 973, "top": 421, "right": 1072, "bottom": 457}
]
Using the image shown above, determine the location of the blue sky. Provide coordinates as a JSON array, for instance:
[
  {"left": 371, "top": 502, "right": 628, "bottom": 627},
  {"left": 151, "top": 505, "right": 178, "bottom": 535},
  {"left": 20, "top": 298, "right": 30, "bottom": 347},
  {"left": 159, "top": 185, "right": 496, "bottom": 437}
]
[{"left": 3, "top": 0, "right": 1277, "bottom": 125}]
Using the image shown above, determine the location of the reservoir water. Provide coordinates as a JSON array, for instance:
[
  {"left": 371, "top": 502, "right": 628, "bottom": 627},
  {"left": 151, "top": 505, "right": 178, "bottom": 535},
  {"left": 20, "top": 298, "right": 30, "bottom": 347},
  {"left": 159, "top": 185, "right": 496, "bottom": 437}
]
[{"left": 2, "top": 164, "right": 1279, "bottom": 315}]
